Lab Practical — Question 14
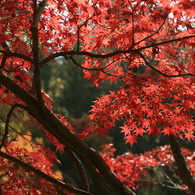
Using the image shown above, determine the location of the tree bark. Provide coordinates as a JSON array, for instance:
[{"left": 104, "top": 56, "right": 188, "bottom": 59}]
[
  {"left": 168, "top": 135, "right": 195, "bottom": 194},
  {"left": 0, "top": 73, "right": 135, "bottom": 195}
]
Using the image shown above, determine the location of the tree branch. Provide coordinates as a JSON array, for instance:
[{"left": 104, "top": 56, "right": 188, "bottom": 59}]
[
  {"left": 136, "top": 51, "right": 195, "bottom": 77},
  {"left": 0, "top": 104, "right": 28, "bottom": 149},
  {"left": 0, "top": 42, "right": 33, "bottom": 71},
  {"left": 32, "top": 0, "right": 48, "bottom": 28},
  {"left": 64, "top": 147, "right": 90, "bottom": 192},
  {"left": 168, "top": 135, "right": 195, "bottom": 194},
  {"left": 134, "top": 15, "right": 167, "bottom": 46},
  {"left": 31, "top": 0, "right": 48, "bottom": 101},
  {"left": 83, "top": 158, "right": 110, "bottom": 195},
  {"left": 40, "top": 35, "right": 195, "bottom": 66},
  {"left": 76, "top": 16, "right": 93, "bottom": 51},
  {"left": 0, "top": 73, "right": 135, "bottom": 195},
  {"left": 0, "top": 151, "right": 92, "bottom": 195},
  {"left": 0, "top": 51, "right": 33, "bottom": 64}
]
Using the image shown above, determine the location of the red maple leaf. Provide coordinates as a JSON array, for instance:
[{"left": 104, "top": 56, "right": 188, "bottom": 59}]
[
  {"left": 125, "top": 135, "right": 138, "bottom": 146},
  {"left": 56, "top": 143, "right": 65, "bottom": 153}
]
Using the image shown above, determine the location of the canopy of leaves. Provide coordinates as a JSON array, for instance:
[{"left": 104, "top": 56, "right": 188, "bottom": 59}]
[
  {"left": 1, "top": 0, "right": 195, "bottom": 144},
  {"left": 0, "top": 0, "right": 195, "bottom": 194}
]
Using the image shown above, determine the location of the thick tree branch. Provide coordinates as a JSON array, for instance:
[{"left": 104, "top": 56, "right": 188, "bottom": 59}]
[
  {"left": 0, "top": 151, "right": 92, "bottom": 195},
  {"left": 168, "top": 135, "right": 195, "bottom": 194},
  {"left": 32, "top": 0, "right": 48, "bottom": 27},
  {"left": 0, "top": 73, "right": 37, "bottom": 106},
  {"left": 28, "top": 104, "right": 135, "bottom": 195},
  {"left": 31, "top": 0, "right": 48, "bottom": 101},
  {"left": 0, "top": 73, "right": 135, "bottom": 195}
]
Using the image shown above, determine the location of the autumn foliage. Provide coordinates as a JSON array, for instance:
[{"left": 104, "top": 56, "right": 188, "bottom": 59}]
[{"left": 1, "top": 0, "right": 195, "bottom": 194}]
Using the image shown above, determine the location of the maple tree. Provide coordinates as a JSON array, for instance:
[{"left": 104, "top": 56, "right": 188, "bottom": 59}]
[{"left": 1, "top": 0, "right": 195, "bottom": 194}]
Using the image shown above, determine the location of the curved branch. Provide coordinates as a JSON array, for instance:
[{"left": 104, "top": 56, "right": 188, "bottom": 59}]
[
  {"left": 168, "top": 135, "right": 195, "bottom": 194},
  {"left": 0, "top": 51, "right": 34, "bottom": 64},
  {"left": 1, "top": 35, "right": 193, "bottom": 69},
  {"left": 0, "top": 104, "right": 27, "bottom": 149},
  {"left": 136, "top": 51, "right": 195, "bottom": 77},
  {"left": 69, "top": 56, "right": 122, "bottom": 73},
  {"left": 134, "top": 14, "right": 168, "bottom": 46},
  {"left": 0, "top": 151, "right": 92, "bottom": 195},
  {"left": 40, "top": 35, "right": 195, "bottom": 66},
  {"left": 0, "top": 115, "right": 31, "bottom": 139},
  {"left": 68, "top": 56, "right": 103, "bottom": 71},
  {"left": 83, "top": 158, "right": 110, "bottom": 195},
  {"left": 64, "top": 147, "right": 89, "bottom": 192}
]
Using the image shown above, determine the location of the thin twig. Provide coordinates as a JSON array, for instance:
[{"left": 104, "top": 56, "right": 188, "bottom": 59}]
[
  {"left": 0, "top": 115, "right": 36, "bottom": 139},
  {"left": 130, "top": 3, "right": 135, "bottom": 47},
  {"left": 135, "top": 51, "right": 195, "bottom": 78},
  {"left": 76, "top": 16, "right": 93, "bottom": 51},
  {"left": 70, "top": 56, "right": 125, "bottom": 79},
  {"left": 0, "top": 104, "right": 28, "bottom": 149},
  {"left": 134, "top": 15, "right": 168, "bottom": 46},
  {"left": 68, "top": 56, "right": 104, "bottom": 71},
  {"left": 1, "top": 42, "right": 11, "bottom": 52}
]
